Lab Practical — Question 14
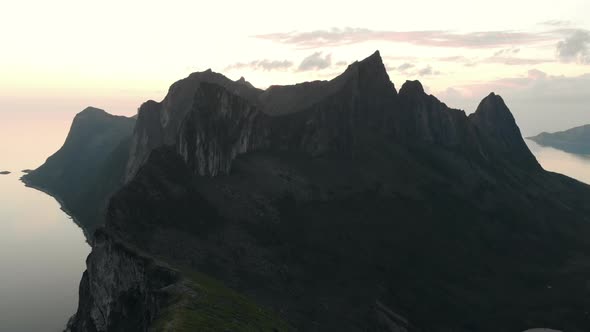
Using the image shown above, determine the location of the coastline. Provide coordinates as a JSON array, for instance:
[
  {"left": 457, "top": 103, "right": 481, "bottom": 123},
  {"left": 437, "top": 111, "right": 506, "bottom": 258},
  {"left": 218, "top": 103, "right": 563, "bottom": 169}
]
[{"left": 20, "top": 176, "right": 92, "bottom": 242}]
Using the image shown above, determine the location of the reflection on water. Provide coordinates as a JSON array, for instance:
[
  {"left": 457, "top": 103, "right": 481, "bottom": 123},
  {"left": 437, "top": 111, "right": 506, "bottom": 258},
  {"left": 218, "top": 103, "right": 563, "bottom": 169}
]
[
  {"left": 0, "top": 173, "right": 90, "bottom": 332},
  {"left": 526, "top": 140, "right": 590, "bottom": 184}
]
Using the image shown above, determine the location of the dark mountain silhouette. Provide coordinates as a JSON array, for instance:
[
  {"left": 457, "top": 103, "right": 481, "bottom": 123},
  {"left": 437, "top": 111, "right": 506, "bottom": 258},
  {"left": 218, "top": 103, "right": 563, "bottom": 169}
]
[
  {"left": 529, "top": 124, "right": 590, "bottom": 155},
  {"left": 32, "top": 52, "right": 590, "bottom": 332},
  {"left": 0, "top": 171, "right": 10, "bottom": 175},
  {"left": 23, "top": 107, "right": 135, "bottom": 233}
]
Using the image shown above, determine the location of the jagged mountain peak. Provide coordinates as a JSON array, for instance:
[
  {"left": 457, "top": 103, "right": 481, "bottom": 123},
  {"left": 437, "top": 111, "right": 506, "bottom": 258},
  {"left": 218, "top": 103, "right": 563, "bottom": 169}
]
[
  {"left": 470, "top": 92, "right": 540, "bottom": 169},
  {"left": 187, "top": 68, "right": 231, "bottom": 84},
  {"left": 341, "top": 51, "right": 393, "bottom": 90},
  {"left": 472, "top": 92, "right": 515, "bottom": 125},
  {"left": 235, "top": 76, "right": 255, "bottom": 89},
  {"left": 399, "top": 80, "right": 425, "bottom": 97},
  {"left": 346, "top": 50, "right": 383, "bottom": 68}
]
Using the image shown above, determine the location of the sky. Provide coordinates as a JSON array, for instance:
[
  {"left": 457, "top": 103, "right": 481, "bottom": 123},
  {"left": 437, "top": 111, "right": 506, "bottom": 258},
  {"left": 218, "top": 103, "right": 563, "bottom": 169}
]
[{"left": 0, "top": 0, "right": 589, "bottom": 169}]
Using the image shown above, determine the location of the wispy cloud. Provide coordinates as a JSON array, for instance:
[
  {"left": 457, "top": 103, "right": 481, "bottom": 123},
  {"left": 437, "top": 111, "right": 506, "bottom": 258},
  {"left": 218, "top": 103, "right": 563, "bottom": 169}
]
[
  {"left": 298, "top": 52, "right": 332, "bottom": 71},
  {"left": 540, "top": 20, "right": 573, "bottom": 27},
  {"left": 493, "top": 47, "right": 520, "bottom": 57},
  {"left": 417, "top": 65, "right": 440, "bottom": 76},
  {"left": 439, "top": 51, "right": 552, "bottom": 66},
  {"left": 225, "top": 59, "right": 294, "bottom": 72},
  {"left": 482, "top": 55, "right": 554, "bottom": 66},
  {"left": 397, "top": 63, "right": 415, "bottom": 71},
  {"left": 255, "top": 27, "right": 558, "bottom": 49},
  {"left": 387, "top": 62, "right": 440, "bottom": 77}
]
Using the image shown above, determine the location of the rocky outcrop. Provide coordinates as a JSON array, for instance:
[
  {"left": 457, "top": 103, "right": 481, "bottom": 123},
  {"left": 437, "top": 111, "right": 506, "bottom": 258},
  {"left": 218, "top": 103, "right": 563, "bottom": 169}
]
[{"left": 66, "top": 230, "right": 178, "bottom": 332}]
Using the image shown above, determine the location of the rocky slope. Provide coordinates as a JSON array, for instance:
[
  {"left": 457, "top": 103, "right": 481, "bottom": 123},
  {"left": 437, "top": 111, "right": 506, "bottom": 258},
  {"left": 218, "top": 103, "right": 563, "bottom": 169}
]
[
  {"left": 43, "top": 51, "right": 590, "bottom": 331},
  {"left": 65, "top": 230, "right": 179, "bottom": 332},
  {"left": 528, "top": 124, "right": 590, "bottom": 155},
  {"left": 23, "top": 107, "right": 135, "bottom": 233}
]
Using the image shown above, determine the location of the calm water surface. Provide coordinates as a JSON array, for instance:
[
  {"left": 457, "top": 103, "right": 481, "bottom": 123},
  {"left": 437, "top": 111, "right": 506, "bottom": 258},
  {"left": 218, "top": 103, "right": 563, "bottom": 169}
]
[
  {"left": 0, "top": 172, "right": 89, "bottom": 332},
  {"left": 0, "top": 139, "right": 586, "bottom": 332},
  {"left": 527, "top": 140, "right": 590, "bottom": 184}
]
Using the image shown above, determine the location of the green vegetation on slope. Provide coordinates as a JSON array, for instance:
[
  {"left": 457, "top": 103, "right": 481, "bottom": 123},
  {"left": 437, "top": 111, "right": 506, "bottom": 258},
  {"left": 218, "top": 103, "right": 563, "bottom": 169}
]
[{"left": 154, "top": 268, "right": 291, "bottom": 332}]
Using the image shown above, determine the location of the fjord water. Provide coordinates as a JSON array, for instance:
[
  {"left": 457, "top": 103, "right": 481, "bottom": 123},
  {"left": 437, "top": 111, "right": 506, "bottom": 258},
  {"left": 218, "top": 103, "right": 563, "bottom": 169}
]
[
  {"left": 0, "top": 172, "right": 90, "bottom": 332},
  {"left": 527, "top": 140, "right": 590, "bottom": 184}
]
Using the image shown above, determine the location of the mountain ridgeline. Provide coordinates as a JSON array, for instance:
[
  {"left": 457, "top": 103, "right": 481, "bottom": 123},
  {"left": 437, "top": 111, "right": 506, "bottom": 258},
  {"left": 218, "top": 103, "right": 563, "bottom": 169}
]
[
  {"left": 27, "top": 51, "right": 590, "bottom": 332},
  {"left": 528, "top": 124, "right": 590, "bottom": 155}
]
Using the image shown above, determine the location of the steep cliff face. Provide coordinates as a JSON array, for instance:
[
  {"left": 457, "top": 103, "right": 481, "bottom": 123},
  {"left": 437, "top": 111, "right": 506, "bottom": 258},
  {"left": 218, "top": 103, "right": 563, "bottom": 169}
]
[
  {"left": 66, "top": 230, "right": 179, "bottom": 332},
  {"left": 177, "top": 83, "right": 269, "bottom": 176},
  {"left": 126, "top": 72, "right": 262, "bottom": 181},
  {"left": 397, "top": 80, "right": 479, "bottom": 150}
]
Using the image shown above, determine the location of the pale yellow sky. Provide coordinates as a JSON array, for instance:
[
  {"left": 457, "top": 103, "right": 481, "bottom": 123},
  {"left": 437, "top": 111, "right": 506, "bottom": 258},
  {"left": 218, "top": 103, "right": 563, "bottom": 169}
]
[{"left": 0, "top": 0, "right": 589, "bottom": 169}]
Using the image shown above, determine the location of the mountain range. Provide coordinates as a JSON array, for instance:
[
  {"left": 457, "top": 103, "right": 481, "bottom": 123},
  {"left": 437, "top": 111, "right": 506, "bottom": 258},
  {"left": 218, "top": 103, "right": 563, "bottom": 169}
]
[
  {"left": 529, "top": 124, "right": 590, "bottom": 155},
  {"left": 24, "top": 51, "right": 590, "bottom": 332}
]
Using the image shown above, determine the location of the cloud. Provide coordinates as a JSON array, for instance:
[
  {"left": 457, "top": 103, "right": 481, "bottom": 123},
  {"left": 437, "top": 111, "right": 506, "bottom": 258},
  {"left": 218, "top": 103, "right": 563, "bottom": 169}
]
[
  {"left": 493, "top": 47, "right": 520, "bottom": 57},
  {"left": 540, "top": 20, "right": 572, "bottom": 27},
  {"left": 225, "top": 59, "right": 293, "bottom": 71},
  {"left": 417, "top": 65, "right": 440, "bottom": 76},
  {"left": 386, "top": 62, "right": 439, "bottom": 76},
  {"left": 438, "top": 56, "right": 470, "bottom": 62},
  {"left": 483, "top": 56, "right": 553, "bottom": 66},
  {"left": 527, "top": 69, "right": 547, "bottom": 80},
  {"left": 556, "top": 30, "right": 590, "bottom": 64},
  {"left": 298, "top": 52, "right": 332, "bottom": 71},
  {"left": 255, "top": 27, "right": 557, "bottom": 49},
  {"left": 397, "top": 63, "right": 415, "bottom": 71},
  {"left": 428, "top": 53, "right": 552, "bottom": 66}
]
